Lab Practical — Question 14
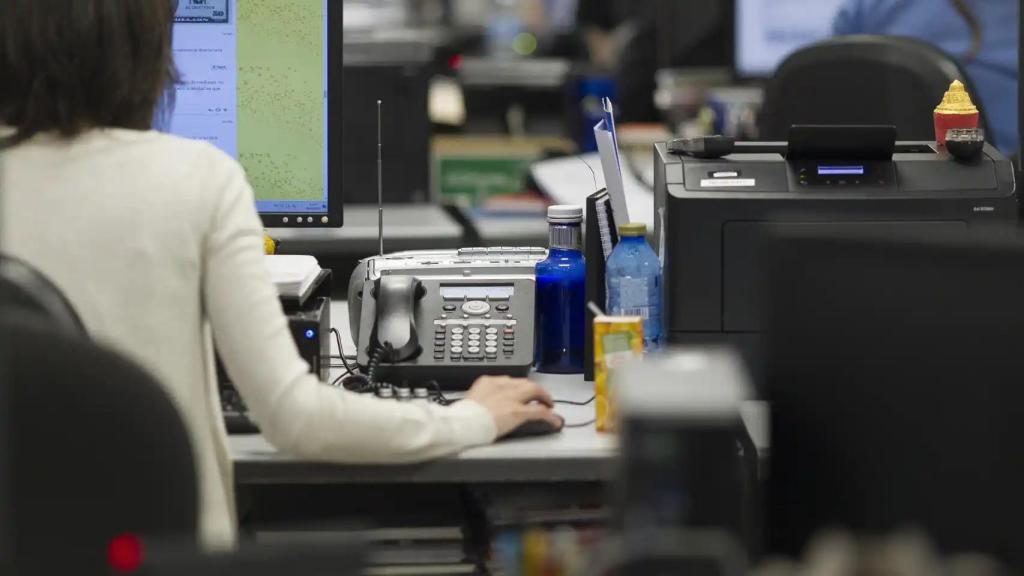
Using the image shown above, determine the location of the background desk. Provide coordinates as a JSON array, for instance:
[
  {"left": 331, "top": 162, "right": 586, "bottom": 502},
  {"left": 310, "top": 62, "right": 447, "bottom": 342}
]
[
  {"left": 232, "top": 373, "right": 617, "bottom": 485},
  {"left": 229, "top": 300, "right": 769, "bottom": 567}
]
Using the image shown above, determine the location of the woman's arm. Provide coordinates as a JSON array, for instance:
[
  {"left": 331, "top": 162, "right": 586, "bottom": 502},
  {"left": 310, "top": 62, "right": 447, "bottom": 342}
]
[{"left": 199, "top": 160, "right": 499, "bottom": 463}]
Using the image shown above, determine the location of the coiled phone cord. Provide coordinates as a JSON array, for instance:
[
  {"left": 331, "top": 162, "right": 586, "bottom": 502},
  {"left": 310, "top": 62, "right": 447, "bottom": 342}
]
[
  {"left": 336, "top": 344, "right": 390, "bottom": 394},
  {"left": 365, "top": 345, "right": 388, "bottom": 388}
]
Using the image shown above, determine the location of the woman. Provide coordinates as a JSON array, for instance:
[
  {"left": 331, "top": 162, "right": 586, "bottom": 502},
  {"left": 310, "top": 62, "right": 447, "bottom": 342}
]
[
  {"left": 833, "top": 0, "right": 1019, "bottom": 153},
  {"left": 0, "top": 0, "right": 561, "bottom": 549}
]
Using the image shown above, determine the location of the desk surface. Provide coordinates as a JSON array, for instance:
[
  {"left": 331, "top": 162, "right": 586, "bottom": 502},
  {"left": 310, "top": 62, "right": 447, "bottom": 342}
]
[
  {"left": 459, "top": 57, "right": 571, "bottom": 89},
  {"left": 229, "top": 301, "right": 768, "bottom": 485}
]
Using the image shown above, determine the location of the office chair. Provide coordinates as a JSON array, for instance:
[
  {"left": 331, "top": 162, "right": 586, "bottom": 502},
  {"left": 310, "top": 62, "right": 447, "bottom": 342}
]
[
  {"left": 0, "top": 255, "right": 84, "bottom": 335},
  {"left": 759, "top": 35, "right": 991, "bottom": 141},
  {"left": 4, "top": 316, "right": 198, "bottom": 574}
]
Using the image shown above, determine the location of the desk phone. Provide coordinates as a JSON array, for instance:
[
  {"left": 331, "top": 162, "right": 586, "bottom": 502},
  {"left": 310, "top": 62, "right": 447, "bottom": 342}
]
[{"left": 348, "top": 248, "right": 547, "bottom": 389}]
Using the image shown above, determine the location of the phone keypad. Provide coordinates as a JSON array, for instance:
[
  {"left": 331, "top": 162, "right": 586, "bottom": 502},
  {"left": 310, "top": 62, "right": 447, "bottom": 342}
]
[{"left": 433, "top": 317, "right": 517, "bottom": 362}]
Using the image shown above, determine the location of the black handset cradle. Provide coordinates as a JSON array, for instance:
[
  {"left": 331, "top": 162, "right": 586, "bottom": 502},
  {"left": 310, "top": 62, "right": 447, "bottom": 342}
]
[{"left": 350, "top": 248, "right": 546, "bottom": 390}]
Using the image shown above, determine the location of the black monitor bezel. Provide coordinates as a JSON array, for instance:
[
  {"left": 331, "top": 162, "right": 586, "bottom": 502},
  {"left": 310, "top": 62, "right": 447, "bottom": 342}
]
[{"left": 259, "top": 0, "right": 343, "bottom": 229}]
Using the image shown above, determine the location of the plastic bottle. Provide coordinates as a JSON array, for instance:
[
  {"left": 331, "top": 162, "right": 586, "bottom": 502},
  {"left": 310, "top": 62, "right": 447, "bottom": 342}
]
[
  {"left": 486, "top": 0, "right": 524, "bottom": 59},
  {"left": 606, "top": 223, "right": 662, "bottom": 351},
  {"left": 535, "top": 205, "right": 586, "bottom": 373}
]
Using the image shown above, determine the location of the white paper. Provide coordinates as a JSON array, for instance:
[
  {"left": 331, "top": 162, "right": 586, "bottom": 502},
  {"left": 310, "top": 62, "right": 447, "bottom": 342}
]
[
  {"left": 594, "top": 119, "right": 630, "bottom": 227},
  {"left": 530, "top": 153, "right": 654, "bottom": 231},
  {"left": 266, "top": 255, "right": 322, "bottom": 298}
]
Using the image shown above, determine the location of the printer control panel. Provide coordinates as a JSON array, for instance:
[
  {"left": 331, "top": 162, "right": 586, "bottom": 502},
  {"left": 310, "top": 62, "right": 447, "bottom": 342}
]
[{"left": 793, "top": 162, "right": 896, "bottom": 188}]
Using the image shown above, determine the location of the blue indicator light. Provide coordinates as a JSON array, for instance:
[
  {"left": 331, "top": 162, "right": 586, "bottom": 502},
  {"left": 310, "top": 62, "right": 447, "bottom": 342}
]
[{"left": 304, "top": 329, "right": 316, "bottom": 340}]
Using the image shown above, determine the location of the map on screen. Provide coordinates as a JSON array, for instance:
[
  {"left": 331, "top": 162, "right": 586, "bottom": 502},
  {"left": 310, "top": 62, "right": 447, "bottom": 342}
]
[{"left": 168, "top": 0, "right": 329, "bottom": 215}]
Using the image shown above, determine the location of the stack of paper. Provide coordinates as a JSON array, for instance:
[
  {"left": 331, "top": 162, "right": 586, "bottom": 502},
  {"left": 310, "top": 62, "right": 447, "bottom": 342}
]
[{"left": 265, "top": 255, "right": 322, "bottom": 299}]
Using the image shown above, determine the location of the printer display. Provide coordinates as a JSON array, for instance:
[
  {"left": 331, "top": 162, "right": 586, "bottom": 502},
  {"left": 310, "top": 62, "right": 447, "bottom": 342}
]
[{"left": 654, "top": 126, "right": 1018, "bottom": 345}]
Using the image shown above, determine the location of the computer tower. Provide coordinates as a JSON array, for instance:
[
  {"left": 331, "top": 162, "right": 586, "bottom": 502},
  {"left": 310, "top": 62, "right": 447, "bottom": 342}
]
[{"left": 286, "top": 296, "right": 331, "bottom": 382}]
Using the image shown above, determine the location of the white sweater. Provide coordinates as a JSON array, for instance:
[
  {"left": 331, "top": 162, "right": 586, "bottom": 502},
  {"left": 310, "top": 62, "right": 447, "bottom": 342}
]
[{"left": 0, "top": 128, "right": 497, "bottom": 548}]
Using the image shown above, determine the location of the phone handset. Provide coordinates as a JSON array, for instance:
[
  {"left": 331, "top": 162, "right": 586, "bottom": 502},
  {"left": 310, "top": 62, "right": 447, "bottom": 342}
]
[{"left": 369, "top": 275, "right": 426, "bottom": 363}]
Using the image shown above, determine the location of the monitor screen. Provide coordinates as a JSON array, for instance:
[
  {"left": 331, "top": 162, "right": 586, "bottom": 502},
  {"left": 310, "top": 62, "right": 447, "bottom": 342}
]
[
  {"left": 735, "top": 0, "right": 846, "bottom": 78},
  {"left": 168, "top": 0, "right": 340, "bottom": 227}
]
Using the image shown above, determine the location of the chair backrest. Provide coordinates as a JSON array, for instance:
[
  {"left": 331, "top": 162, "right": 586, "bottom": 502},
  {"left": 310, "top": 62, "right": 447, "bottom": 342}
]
[
  {"left": 759, "top": 35, "right": 990, "bottom": 141},
  {"left": 5, "top": 316, "right": 197, "bottom": 574},
  {"left": 0, "top": 255, "right": 84, "bottom": 335}
]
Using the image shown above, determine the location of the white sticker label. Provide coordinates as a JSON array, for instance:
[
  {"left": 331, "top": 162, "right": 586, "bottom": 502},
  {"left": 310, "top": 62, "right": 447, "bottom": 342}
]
[{"left": 700, "top": 178, "right": 756, "bottom": 188}]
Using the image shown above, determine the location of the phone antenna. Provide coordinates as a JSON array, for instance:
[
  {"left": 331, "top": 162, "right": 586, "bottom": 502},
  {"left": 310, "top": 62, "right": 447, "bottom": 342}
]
[{"left": 377, "top": 99, "right": 384, "bottom": 257}]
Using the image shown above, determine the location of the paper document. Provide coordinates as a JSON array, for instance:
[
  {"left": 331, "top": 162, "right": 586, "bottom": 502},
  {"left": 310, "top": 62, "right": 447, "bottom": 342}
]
[
  {"left": 594, "top": 99, "right": 630, "bottom": 227},
  {"left": 530, "top": 153, "right": 653, "bottom": 230},
  {"left": 265, "top": 255, "right": 322, "bottom": 298}
]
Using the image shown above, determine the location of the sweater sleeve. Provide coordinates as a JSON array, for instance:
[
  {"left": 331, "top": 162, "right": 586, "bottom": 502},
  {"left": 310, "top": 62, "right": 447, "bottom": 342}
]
[{"left": 200, "top": 159, "right": 497, "bottom": 463}]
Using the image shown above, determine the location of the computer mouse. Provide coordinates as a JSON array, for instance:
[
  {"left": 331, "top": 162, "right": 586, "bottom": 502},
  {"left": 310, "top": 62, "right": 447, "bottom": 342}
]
[{"left": 500, "top": 415, "right": 565, "bottom": 440}]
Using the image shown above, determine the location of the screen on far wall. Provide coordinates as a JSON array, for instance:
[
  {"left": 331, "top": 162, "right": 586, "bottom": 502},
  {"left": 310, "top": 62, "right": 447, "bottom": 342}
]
[{"left": 735, "top": 0, "right": 846, "bottom": 78}]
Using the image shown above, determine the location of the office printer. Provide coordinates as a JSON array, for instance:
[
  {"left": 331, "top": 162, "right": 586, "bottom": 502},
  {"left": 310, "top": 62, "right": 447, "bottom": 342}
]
[{"left": 654, "top": 126, "right": 1018, "bottom": 346}]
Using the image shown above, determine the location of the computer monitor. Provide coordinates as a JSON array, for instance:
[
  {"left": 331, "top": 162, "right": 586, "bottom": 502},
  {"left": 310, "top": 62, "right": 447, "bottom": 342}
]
[
  {"left": 763, "top": 231, "right": 1024, "bottom": 569},
  {"left": 734, "top": 0, "right": 846, "bottom": 78},
  {"left": 167, "top": 0, "right": 342, "bottom": 228}
]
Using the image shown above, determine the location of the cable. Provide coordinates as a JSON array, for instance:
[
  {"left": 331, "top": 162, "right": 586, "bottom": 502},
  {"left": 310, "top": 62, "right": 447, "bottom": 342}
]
[
  {"left": 576, "top": 154, "right": 599, "bottom": 190},
  {"left": 426, "top": 380, "right": 454, "bottom": 406},
  {"left": 331, "top": 370, "right": 358, "bottom": 389},
  {"left": 335, "top": 343, "right": 390, "bottom": 394},
  {"left": 554, "top": 395, "right": 596, "bottom": 406},
  {"left": 329, "top": 328, "right": 354, "bottom": 375},
  {"left": 564, "top": 419, "right": 596, "bottom": 429},
  {"left": 366, "top": 344, "right": 388, "bottom": 387}
]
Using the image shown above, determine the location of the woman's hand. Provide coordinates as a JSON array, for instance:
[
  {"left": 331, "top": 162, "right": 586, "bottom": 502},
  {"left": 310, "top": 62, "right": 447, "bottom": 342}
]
[{"left": 465, "top": 376, "right": 562, "bottom": 438}]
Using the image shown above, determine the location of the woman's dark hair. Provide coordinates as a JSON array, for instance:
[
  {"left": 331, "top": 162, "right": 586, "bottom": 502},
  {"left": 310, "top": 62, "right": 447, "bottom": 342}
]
[
  {"left": 949, "top": 0, "right": 983, "bottom": 62},
  {"left": 0, "top": 0, "right": 178, "bottom": 145}
]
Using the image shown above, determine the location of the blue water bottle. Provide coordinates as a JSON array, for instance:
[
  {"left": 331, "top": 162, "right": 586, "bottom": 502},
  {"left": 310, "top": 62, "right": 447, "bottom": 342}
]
[
  {"left": 606, "top": 223, "right": 662, "bottom": 351},
  {"left": 535, "top": 205, "right": 586, "bottom": 373}
]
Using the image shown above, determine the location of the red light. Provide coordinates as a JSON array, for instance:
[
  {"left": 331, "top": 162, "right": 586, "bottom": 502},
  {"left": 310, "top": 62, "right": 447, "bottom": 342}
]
[
  {"left": 107, "top": 533, "right": 144, "bottom": 573},
  {"left": 447, "top": 53, "right": 463, "bottom": 71}
]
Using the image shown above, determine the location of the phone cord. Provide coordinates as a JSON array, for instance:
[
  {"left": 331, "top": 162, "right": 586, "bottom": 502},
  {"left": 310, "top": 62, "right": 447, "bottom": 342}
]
[{"left": 366, "top": 345, "right": 388, "bottom": 389}]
